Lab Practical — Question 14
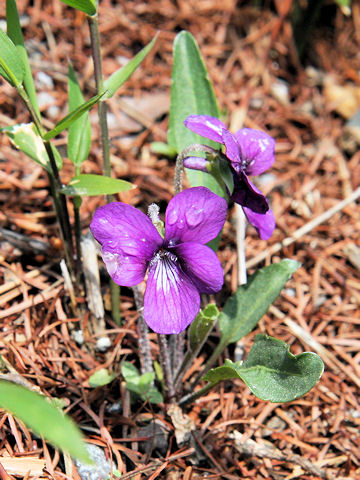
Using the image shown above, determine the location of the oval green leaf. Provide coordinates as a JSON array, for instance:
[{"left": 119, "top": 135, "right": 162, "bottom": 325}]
[
  {"left": 0, "top": 380, "right": 90, "bottom": 462},
  {"left": 67, "top": 64, "right": 91, "bottom": 167},
  {"left": 89, "top": 368, "right": 116, "bottom": 388},
  {"left": 2, "top": 123, "right": 62, "bottom": 173},
  {"left": 61, "top": 174, "right": 134, "bottom": 196},
  {"left": 43, "top": 91, "right": 105, "bottom": 141},
  {"left": 219, "top": 259, "right": 301, "bottom": 345},
  {"left": 104, "top": 34, "right": 158, "bottom": 99},
  {"left": 59, "top": 0, "right": 96, "bottom": 15},
  {"left": 0, "top": 29, "right": 25, "bottom": 86},
  {"left": 168, "top": 30, "right": 223, "bottom": 196},
  {"left": 204, "top": 335, "right": 324, "bottom": 402}
]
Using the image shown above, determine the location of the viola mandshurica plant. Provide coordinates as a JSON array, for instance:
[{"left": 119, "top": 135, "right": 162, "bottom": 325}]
[
  {"left": 90, "top": 187, "right": 227, "bottom": 334},
  {"left": 184, "top": 115, "right": 276, "bottom": 240}
]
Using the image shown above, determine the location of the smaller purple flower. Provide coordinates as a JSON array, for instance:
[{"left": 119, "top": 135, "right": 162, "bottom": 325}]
[
  {"left": 90, "top": 187, "right": 227, "bottom": 334},
  {"left": 184, "top": 115, "right": 276, "bottom": 240}
]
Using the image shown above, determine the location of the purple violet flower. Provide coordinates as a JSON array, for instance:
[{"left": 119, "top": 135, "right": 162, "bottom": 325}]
[
  {"left": 184, "top": 115, "right": 276, "bottom": 240},
  {"left": 90, "top": 187, "right": 227, "bottom": 334}
]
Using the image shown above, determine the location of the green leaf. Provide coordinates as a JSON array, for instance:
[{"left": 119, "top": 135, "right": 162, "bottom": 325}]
[
  {"left": 150, "top": 142, "right": 177, "bottom": 158},
  {"left": 88, "top": 368, "right": 116, "bottom": 388},
  {"left": 203, "top": 335, "right": 324, "bottom": 402},
  {"left": 61, "top": 174, "right": 134, "bottom": 196},
  {"left": 43, "top": 91, "right": 105, "bottom": 141},
  {"left": 104, "top": 35, "right": 158, "bottom": 99},
  {"left": 121, "top": 362, "right": 163, "bottom": 404},
  {"left": 189, "top": 304, "right": 219, "bottom": 352},
  {"left": 6, "top": 0, "right": 40, "bottom": 116},
  {"left": 219, "top": 260, "right": 300, "bottom": 345},
  {"left": 67, "top": 64, "right": 91, "bottom": 167},
  {"left": 2, "top": 123, "right": 63, "bottom": 173},
  {"left": 59, "top": 0, "right": 96, "bottom": 15},
  {"left": 0, "top": 380, "right": 90, "bottom": 462},
  {"left": 168, "top": 31, "right": 223, "bottom": 196},
  {"left": 0, "top": 29, "right": 25, "bottom": 86}
]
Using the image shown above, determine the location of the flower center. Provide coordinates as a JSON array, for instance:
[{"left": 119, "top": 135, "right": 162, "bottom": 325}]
[{"left": 149, "top": 247, "right": 178, "bottom": 268}]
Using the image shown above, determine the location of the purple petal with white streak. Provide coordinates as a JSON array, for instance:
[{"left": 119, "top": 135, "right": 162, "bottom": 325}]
[
  {"left": 144, "top": 253, "right": 200, "bottom": 334},
  {"left": 184, "top": 115, "right": 227, "bottom": 144},
  {"left": 173, "top": 242, "right": 223, "bottom": 293},
  {"left": 243, "top": 206, "right": 276, "bottom": 240},
  {"left": 165, "top": 187, "right": 227, "bottom": 245},
  {"left": 234, "top": 128, "right": 275, "bottom": 175},
  {"left": 183, "top": 156, "right": 209, "bottom": 172},
  {"left": 90, "top": 202, "right": 163, "bottom": 286}
]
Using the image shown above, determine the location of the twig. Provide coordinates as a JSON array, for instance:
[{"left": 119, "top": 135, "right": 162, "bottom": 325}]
[{"left": 247, "top": 186, "right": 360, "bottom": 269}]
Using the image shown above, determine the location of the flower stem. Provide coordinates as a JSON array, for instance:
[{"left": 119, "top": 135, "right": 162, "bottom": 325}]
[
  {"left": 189, "top": 337, "right": 228, "bottom": 391},
  {"left": 132, "top": 285, "right": 153, "bottom": 375},
  {"left": 179, "top": 381, "right": 215, "bottom": 407},
  {"left": 88, "top": 13, "right": 121, "bottom": 321},
  {"left": 157, "top": 334, "right": 175, "bottom": 402}
]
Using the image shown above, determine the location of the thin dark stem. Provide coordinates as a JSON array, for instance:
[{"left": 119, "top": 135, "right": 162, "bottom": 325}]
[
  {"left": 16, "top": 84, "right": 75, "bottom": 274},
  {"left": 179, "top": 382, "right": 214, "bottom": 407},
  {"left": 189, "top": 338, "right": 227, "bottom": 391},
  {"left": 132, "top": 285, "right": 153, "bottom": 375},
  {"left": 73, "top": 196, "right": 82, "bottom": 277},
  {"left": 88, "top": 14, "right": 121, "bottom": 319},
  {"left": 157, "top": 334, "right": 175, "bottom": 402}
]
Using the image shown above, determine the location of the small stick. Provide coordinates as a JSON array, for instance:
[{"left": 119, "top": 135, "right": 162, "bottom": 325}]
[{"left": 247, "top": 186, "right": 360, "bottom": 269}]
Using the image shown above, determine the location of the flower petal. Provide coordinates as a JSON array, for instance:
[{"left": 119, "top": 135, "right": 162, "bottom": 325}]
[
  {"left": 165, "top": 186, "right": 227, "bottom": 245},
  {"left": 101, "top": 247, "right": 147, "bottom": 286},
  {"left": 243, "top": 206, "right": 276, "bottom": 240},
  {"left": 231, "top": 173, "right": 269, "bottom": 214},
  {"left": 222, "top": 128, "right": 241, "bottom": 165},
  {"left": 173, "top": 242, "right": 223, "bottom": 293},
  {"left": 144, "top": 253, "right": 200, "bottom": 334},
  {"left": 184, "top": 115, "right": 227, "bottom": 144},
  {"left": 90, "top": 202, "right": 162, "bottom": 259},
  {"left": 234, "top": 128, "right": 275, "bottom": 175}
]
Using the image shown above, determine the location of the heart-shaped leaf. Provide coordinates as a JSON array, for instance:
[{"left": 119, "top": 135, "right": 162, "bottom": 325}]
[{"left": 204, "top": 334, "right": 324, "bottom": 402}]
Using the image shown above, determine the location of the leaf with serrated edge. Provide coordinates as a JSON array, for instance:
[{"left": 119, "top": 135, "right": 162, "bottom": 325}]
[
  {"left": 0, "top": 381, "right": 90, "bottom": 462},
  {"left": 219, "top": 260, "right": 300, "bottom": 345}
]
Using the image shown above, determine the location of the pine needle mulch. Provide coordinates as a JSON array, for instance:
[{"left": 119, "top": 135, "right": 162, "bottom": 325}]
[{"left": 0, "top": 1, "right": 360, "bottom": 478}]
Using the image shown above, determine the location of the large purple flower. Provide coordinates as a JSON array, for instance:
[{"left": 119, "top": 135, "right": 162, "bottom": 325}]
[
  {"left": 90, "top": 187, "right": 227, "bottom": 334},
  {"left": 184, "top": 115, "right": 276, "bottom": 240}
]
